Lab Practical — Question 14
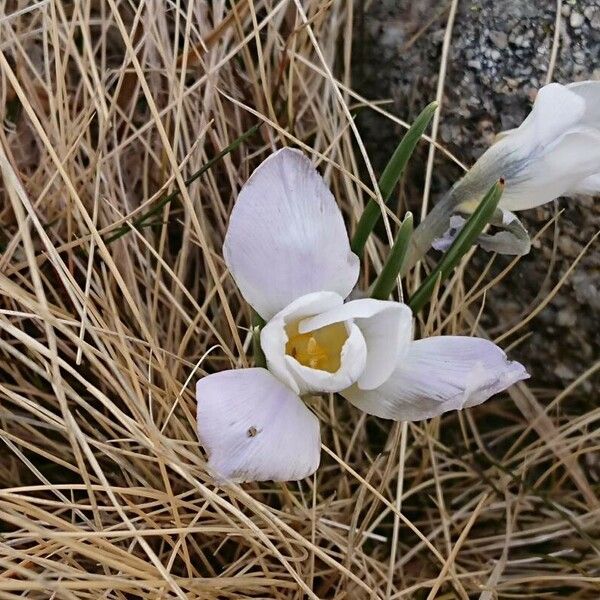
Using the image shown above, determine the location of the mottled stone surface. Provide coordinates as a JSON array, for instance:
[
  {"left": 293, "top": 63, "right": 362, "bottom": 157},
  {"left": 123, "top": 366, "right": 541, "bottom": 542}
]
[{"left": 354, "top": 0, "right": 600, "bottom": 393}]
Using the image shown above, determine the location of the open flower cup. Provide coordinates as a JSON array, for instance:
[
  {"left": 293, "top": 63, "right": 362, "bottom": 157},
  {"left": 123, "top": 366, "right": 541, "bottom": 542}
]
[{"left": 196, "top": 148, "right": 529, "bottom": 483}]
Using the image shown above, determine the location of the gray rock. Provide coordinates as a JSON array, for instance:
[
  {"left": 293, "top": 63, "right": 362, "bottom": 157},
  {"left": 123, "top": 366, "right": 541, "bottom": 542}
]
[
  {"left": 555, "top": 364, "right": 577, "bottom": 380},
  {"left": 570, "top": 11, "right": 585, "bottom": 28},
  {"left": 489, "top": 30, "right": 508, "bottom": 49},
  {"left": 557, "top": 308, "right": 577, "bottom": 328}
]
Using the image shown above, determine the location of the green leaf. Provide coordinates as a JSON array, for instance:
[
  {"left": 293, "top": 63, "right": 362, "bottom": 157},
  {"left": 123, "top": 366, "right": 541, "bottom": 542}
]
[
  {"left": 251, "top": 309, "right": 266, "bottom": 368},
  {"left": 408, "top": 179, "right": 504, "bottom": 314},
  {"left": 370, "top": 212, "right": 413, "bottom": 300},
  {"left": 104, "top": 122, "right": 262, "bottom": 245},
  {"left": 350, "top": 101, "right": 438, "bottom": 256}
]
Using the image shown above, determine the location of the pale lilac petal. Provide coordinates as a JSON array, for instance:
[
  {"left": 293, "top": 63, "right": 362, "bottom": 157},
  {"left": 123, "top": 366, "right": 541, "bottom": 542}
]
[
  {"left": 457, "top": 85, "right": 582, "bottom": 205},
  {"left": 478, "top": 213, "right": 531, "bottom": 256},
  {"left": 500, "top": 209, "right": 518, "bottom": 225},
  {"left": 496, "top": 83, "right": 586, "bottom": 146},
  {"left": 430, "top": 208, "right": 530, "bottom": 256},
  {"left": 223, "top": 148, "right": 359, "bottom": 320},
  {"left": 431, "top": 215, "right": 467, "bottom": 252},
  {"left": 494, "top": 84, "right": 599, "bottom": 210},
  {"left": 454, "top": 84, "right": 590, "bottom": 215},
  {"left": 196, "top": 368, "right": 320, "bottom": 482},
  {"left": 342, "top": 336, "right": 529, "bottom": 421},
  {"left": 299, "top": 299, "right": 413, "bottom": 390},
  {"left": 260, "top": 291, "right": 345, "bottom": 394},
  {"left": 478, "top": 229, "right": 530, "bottom": 256}
]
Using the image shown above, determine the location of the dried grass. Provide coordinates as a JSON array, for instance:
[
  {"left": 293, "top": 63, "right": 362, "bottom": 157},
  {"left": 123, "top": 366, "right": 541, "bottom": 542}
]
[{"left": 1, "top": 1, "right": 598, "bottom": 598}]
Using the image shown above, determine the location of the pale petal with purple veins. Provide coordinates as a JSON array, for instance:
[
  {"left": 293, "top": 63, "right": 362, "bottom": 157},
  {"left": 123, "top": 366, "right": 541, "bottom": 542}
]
[{"left": 500, "top": 127, "right": 600, "bottom": 210}]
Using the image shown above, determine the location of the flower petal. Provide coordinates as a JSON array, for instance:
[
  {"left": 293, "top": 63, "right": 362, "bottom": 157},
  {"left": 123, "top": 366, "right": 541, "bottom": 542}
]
[
  {"left": 431, "top": 215, "right": 467, "bottom": 252},
  {"left": 342, "top": 336, "right": 529, "bottom": 421},
  {"left": 478, "top": 210, "right": 531, "bottom": 256},
  {"left": 493, "top": 78, "right": 600, "bottom": 139},
  {"left": 517, "top": 82, "right": 586, "bottom": 147},
  {"left": 196, "top": 368, "right": 321, "bottom": 482},
  {"left": 299, "top": 299, "right": 413, "bottom": 390},
  {"left": 261, "top": 291, "right": 345, "bottom": 394},
  {"left": 223, "top": 148, "right": 359, "bottom": 320},
  {"left": 500, "top": 127, "right": 600, "bottom": 210},
  {"left": 432, "top": 212, "right": 530, "bottom": 256},
  {"left": 454, "top": 83, "right": 587, "bottom": 213},
  {"left": 478, "top": 226, "right": 531, "bottom": 256},
  {"left": 567, "top": 80, "right": 600, "bottom": 127},
  {"left": 570, "top": 173, "right": 600, "bottom": 196}
]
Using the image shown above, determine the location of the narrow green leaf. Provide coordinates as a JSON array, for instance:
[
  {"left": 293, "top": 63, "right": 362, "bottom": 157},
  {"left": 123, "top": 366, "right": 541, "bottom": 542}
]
[
  {"left": 408, "top": 179, "right": 504, "bottom": 314},
  {"left": 350, "top": 101, "right": 438, "bottom": 256},
  {"left": 371, "top": 212, "right": 413, "bottom": 300},
  {"left": 104, "top": 122, "right": 262, "bottom": 245},
  {"left": 251, "top": 309, "right": 266, "bottom": 368}
]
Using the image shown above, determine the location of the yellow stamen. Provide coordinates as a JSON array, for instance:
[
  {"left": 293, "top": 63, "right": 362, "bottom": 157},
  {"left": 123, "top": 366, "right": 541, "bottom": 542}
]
[{"left": 285, "top": 320, "right": 348, "bottom": 373}]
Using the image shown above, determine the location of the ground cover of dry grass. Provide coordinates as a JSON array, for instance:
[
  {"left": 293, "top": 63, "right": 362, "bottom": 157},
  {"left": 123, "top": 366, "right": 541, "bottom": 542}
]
[{"left": 0, "top": 1, "right": 599, "bottom": 598}]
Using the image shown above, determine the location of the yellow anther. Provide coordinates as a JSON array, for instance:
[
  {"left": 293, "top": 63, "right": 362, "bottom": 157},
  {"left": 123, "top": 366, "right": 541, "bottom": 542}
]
[{"left": 285, "top": 320, "right": 348, "bottom": 373}]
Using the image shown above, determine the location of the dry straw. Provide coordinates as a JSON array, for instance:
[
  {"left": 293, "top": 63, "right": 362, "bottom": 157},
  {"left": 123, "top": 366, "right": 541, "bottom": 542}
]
[{"left": 0, "top": 1, "right": 598, "bottom": 598}]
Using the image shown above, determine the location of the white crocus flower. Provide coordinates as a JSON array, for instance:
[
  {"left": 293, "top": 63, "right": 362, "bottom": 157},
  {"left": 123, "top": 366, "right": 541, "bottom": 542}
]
[
  {"left": 458, "top": 81, "right": 600, "bottom": 212},
  {"left": 409, "top": 81, "right": 600, "bottom": 264},
  {"left": 196, "top": 148, "right": 528, "bottom": 483}
]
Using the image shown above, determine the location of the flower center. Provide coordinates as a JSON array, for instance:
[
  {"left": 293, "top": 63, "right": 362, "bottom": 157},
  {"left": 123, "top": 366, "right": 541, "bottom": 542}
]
[{"left": 285, "top": 321, "right": 348, "bottom": 373}]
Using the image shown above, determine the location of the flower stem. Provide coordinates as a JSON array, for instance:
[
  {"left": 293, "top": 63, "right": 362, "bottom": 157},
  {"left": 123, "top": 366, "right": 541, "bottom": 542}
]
[{"left": 408, "top": 179, "right": 504, "bottom": 314}]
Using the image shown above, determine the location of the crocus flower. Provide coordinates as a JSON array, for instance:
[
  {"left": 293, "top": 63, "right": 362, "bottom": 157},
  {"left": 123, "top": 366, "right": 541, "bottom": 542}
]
[
  {"left": 409, "top": 81, "right": 600, "bottom": 263},
  {"left": 196, "top": 148, "right": 528, "bottom": 483},
  {"left": 458, "top": 81, "right": 600, "bottom": 211}
]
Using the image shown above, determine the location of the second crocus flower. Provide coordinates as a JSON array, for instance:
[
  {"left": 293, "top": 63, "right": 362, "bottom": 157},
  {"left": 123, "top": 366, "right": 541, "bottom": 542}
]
[
  {"left": 408, "top": 80, "right": 600, "bottom": 262},
  {"left": 457, "top": 81, "right": 600, "bottom": 212}
]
